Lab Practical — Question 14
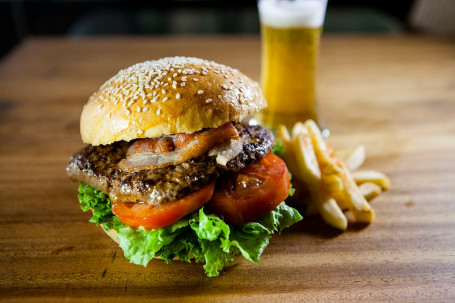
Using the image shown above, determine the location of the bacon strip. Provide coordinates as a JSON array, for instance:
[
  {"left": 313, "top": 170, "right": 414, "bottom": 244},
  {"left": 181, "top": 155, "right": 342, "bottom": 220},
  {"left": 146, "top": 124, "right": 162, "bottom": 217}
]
[
  {"left": 126, "top": 136, "right": 175, "bottom": 156},
  {"left": 119, "top": 123, "right": 240, "bottom": 171}
]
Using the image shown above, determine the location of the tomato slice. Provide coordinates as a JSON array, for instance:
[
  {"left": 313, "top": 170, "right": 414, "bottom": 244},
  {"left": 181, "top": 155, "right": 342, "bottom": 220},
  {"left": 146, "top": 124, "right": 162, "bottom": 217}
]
[
  {"left": 112, "top": 181, "right": 215, "bottom": 230},
  {"left": 208, "top": 153, "right": 291, "bottom": 225}
]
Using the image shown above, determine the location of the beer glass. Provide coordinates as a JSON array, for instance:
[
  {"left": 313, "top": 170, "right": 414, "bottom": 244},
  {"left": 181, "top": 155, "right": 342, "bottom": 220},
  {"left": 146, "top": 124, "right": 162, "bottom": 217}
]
[{"left": 257, "top": 0, "right": 327, "bottom": 129}]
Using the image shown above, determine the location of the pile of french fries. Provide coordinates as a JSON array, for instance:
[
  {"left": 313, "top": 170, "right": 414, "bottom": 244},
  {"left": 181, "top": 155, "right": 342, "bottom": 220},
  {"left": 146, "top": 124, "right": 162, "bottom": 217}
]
[{"left": 278, "top": 120, "right": 390, "bottom": 231}]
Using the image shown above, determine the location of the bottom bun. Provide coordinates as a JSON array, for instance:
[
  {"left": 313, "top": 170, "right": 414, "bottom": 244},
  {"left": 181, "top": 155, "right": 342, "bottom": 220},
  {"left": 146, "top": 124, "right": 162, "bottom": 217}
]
[
  {"left": 103, "top": 227, "right": 120, "bottom": 244},
  {"left": 101, "top": 226, "right": 194, "bottom": 260}
]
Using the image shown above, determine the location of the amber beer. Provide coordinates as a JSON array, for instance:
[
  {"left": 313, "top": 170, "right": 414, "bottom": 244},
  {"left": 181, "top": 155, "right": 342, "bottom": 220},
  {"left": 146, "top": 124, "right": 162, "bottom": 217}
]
[{"left": 257, "top": 0, "right": 327, "bottom": 128}]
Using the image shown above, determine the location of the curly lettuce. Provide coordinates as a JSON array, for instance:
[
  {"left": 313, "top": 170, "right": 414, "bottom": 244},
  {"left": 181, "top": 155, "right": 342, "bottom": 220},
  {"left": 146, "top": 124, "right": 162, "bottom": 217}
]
[{"left": 77, "top": 183, "right": 302, "bottom": 277}]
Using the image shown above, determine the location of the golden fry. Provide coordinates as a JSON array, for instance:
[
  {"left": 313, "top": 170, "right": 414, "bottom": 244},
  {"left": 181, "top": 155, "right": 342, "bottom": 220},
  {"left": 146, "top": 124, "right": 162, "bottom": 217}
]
[
  {"left": 359, "top": 182, "right": 382, "bottom": 200},
  {"left": 277, "top": 124, "right": 292, "bottom": 143},
  {"left": 352, "top": 170, "right": 391, "bottom": 190},
  {"left": 291, "top": 122, "right": 306, "bottom": 140},
  {"left": 311, "top": 189, "right": 347, "bottom": 231},
  {"left": 293, "top": 130, "right": 321, "bottom": 186},
  {"left": 304, "top": 120, "right": 342, "bottom": 175},
  {"left": 336, "top": 145, "right": 365, "bottom": 171},
  {"left": 277, "top": 125, "right": 300, "bottom": 178},
  {"left": 338, "top": 161, "right": 375, "bottom": 223},
  {"left": 333, "top": 191, "right": 349, "bottom": 211},
  {"left": 322, "top": 173, "right": 344, "bottom": 194}
]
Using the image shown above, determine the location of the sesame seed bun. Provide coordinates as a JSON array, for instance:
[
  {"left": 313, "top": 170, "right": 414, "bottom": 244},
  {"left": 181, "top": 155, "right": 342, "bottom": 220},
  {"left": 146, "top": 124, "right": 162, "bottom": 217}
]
[{"left": 81, "top": 57, "right": 266, "bottom": 145}]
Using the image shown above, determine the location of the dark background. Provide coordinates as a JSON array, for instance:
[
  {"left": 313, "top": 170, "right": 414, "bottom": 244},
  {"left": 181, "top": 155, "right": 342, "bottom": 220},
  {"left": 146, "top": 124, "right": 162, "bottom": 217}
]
[{"left": 0, "top": 0, "right": 429, "bottom": 59}]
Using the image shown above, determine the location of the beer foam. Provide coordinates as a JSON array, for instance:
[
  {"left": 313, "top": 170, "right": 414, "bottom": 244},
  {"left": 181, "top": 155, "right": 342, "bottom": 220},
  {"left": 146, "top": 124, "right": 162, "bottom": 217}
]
[{"left": 258, "top": 0, "right": 327, "bottom": 28}]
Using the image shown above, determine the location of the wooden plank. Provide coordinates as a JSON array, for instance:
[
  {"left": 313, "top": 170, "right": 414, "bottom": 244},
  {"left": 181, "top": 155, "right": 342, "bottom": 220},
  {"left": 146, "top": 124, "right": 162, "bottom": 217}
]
[{"left": 0, "top": 36, "right": 454, "bottom": 302}]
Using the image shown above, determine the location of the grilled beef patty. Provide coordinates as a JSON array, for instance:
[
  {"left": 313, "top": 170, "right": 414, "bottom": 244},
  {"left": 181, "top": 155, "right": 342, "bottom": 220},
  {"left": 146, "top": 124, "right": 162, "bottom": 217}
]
[{"left": 66, "top": 124, "right": 274, "bottom": 206}]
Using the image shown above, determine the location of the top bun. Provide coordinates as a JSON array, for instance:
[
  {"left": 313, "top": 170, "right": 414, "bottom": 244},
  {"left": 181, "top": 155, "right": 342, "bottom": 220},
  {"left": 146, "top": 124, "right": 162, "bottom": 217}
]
[{"left": 80, "top": 57, "right": 266, "bottom": 145}]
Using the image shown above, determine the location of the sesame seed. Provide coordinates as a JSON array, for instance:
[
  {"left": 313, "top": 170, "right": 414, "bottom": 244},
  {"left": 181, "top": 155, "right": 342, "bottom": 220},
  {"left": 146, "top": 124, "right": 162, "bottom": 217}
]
[
  {"left": 98, "top": 58, "right": 245, "bottom": 115},
  {"left": 163, "top": 97, "right": 168, "bottom": 102},
  {"left": 222, "top": 84, "right": 228, "bottom": 89},
  {"left": 162, "top": 89, "right": 166, "bottom": 94},
  {"left": 206, "top": 99, "right": 212, "bottom": 103},
  {"left": 137, "top": 130, "right": 143, "bottom": 135},
  {"left": 176, "top": 93, "right": 180, "bottom": 99},
  {"left": 156, "top": 108, "right": 161, "bottom": 115},
  {"left": 137, "top": 107, "right": 141, "bottom": 113},
  {"left": 125, "top": 109, "right": 131, "bottom": 115},
  {"left": 143, "top": 107, "right": 148, "bottom": 112},
  {"left": 198, "top": 90, "right": 204, "bottom": 94}
]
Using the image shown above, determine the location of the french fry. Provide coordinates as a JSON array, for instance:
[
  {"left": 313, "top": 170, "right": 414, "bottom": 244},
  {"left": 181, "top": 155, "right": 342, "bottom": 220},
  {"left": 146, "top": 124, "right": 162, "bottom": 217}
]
[
  {"left": 311, "top": 189, "right": 347, "bottom": 231},
  {"left": 291, "top": 122, "right": 307, "bottom": 140},
  {"left": 352, "top": 170, "right": 391, "bottom": 190},
  {"left": 277, "top": 124, "right": 292, "bottom": 143},
  {"left": 277, "top": 125, "right": 300, "bottom": 179},
  {"left": 336, "top": 145, "right": 365, "bottom": 171},
  {"left": 293, "top": 129, "right": 321, "bottom": 187},
  {"left": 350, "top": 205, "right": 375, "bottom": 223},
  {"left": 304, "top": 120, "right": 342, "bottom": 175},
  {"left": 359, "top": 182, "right": 382, "bottom": 201},
  {"left": 333, "top": 191, "right": 349, "bottom": 212},
  {"left": 337, "top": 161, "right": 375, "bottom": 223},
  {"left": 321, "top": 174, "right": 344, "bottom": 194}
]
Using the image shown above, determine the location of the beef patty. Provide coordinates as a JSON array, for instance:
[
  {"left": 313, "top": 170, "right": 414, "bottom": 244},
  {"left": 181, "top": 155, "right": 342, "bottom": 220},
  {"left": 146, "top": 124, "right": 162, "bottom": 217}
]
[{"left": 66, "top": 124, "right": 274, "bottom": 206}]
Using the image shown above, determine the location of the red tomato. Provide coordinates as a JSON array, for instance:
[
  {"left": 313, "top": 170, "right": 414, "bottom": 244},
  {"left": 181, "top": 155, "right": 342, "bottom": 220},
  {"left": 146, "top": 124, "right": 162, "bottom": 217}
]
[
  {"left": 112, "top": 181, "right": 215, "bottom": 230},
  {"left": 208, "top": 153, "right": 290, "bottom": 224}
]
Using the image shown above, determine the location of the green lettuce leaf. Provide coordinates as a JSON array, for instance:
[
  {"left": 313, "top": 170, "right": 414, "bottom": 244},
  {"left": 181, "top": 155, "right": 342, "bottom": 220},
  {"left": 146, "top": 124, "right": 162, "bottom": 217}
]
[
  {"left": 272, "top": 139, "right": 285, "bottom": 157},
  {"left": 78, "top": 183, "right": 125, "bottom": 231},
  {"left": 77, "top": 184, "right": 302, "bottom": 277}
]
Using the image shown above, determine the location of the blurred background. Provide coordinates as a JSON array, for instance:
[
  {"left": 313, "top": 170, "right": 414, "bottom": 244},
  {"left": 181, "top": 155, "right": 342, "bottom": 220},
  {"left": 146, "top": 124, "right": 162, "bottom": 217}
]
[{"left": 1, "top": 0, "right": 454, "bottom": 59}]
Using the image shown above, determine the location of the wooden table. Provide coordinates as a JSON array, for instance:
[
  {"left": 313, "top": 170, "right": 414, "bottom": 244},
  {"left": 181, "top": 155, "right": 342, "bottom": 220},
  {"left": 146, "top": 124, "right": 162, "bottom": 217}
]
[{"left": 1, "top": 36, "right": 454, "bottom": 302}]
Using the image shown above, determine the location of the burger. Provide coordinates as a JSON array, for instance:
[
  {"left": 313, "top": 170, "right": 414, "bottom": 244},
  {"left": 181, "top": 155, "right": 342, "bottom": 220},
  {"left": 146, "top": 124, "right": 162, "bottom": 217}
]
[{"left": 66, "top": 57, "right": 302, "bottom": 277}]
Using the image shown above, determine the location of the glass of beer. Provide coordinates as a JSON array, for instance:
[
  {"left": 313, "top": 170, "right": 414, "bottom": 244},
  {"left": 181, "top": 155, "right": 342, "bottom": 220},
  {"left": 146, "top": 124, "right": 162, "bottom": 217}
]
[{"left": 257, "top": 0, "right": 328, "bottom": 129}]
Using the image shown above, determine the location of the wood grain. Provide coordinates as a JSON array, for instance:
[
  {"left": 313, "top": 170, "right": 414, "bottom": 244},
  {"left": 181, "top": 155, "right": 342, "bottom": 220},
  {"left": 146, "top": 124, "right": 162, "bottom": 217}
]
[{"left": 0, "top": 36, "right": 454, "bottom": 302}]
